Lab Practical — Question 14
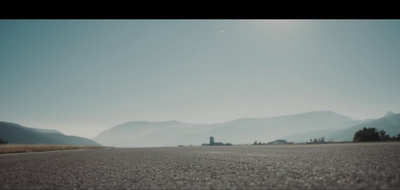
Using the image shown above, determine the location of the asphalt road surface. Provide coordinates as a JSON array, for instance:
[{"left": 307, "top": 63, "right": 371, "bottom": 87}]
[{"left": 1, "top": 142, "right": 400, "bottom": 189}]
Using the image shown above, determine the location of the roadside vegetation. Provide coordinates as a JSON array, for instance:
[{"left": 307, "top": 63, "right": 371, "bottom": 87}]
[{"left": 0, "top": 143, "right": 107, "bottom": 154}]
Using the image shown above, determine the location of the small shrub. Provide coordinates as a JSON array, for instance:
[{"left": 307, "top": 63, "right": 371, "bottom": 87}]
[{"left": 0, "top": 137, "right": 8, "bottom": 145}]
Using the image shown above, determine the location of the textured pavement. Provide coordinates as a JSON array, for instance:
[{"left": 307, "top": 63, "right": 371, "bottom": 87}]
[{"left": 1, "top": 142, "right": 400, "bottom": 189}]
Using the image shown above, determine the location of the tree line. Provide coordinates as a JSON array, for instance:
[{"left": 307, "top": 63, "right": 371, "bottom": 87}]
[
  {"left": 353, "top": 127, "right": 400, "bottom": 142},
  {"left": 307, "top": 137, "right": 326, "bottom": 144}
]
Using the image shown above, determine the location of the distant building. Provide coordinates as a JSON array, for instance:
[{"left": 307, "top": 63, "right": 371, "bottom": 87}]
[
  {"left": 202, "top": 136, "right": 230, "bottom": 146},
  {"left": 210, "top": 136, "right": 224, "bottom": 145}
]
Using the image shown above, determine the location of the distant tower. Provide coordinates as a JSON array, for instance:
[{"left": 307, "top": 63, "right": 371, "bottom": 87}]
[{"left": 210, "top": 136, "right": 214, "bottom": 145}]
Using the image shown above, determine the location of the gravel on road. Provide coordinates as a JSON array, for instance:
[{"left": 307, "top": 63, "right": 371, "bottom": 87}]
[{"left": 1, "top": 142, "right": 399, "bottom": 189}]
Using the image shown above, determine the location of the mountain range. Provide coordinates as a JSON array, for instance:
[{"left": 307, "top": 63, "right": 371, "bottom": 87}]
[
  {"left": 2, "top": 111, "right": 399, "bottom": 147},
  {"left": 0, "top": 121, "right": 101, "bottom": 146},
  {"left": 94, "top": 111, "right": 400, "bottom": 147},
  {"left": 283, "top": 111, "right": 400, "bottom": 142}
]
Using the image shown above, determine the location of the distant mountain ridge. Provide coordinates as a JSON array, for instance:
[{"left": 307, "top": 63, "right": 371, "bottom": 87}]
[
  {"left": 0, "top": 121, "right": 101, "bottom": 146},
  {"left": 328, "top": 113, "right": 400, "bottom": 141},
  {"left": 4, "top": 111, "right": 397, "bottom": 148},
  {"left": 94, "top": 111, "right": 371, "bottom": 147},
  {"left": 32, "top": 128, "right": 62, "bottom": 134},
  {"left": 94, "top": 120, "right": 204, "bottom": 147},
  {"left": 384, "top": 111, "right": 395, "bottom": 117},
  {"left": 284, "top": 112, "right": 400, "bottom": 142}
]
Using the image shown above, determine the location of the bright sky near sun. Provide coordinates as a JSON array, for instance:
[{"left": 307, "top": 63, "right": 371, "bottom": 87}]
[{"left": 1, "top": 20, "right": 400, "bottom": 138}]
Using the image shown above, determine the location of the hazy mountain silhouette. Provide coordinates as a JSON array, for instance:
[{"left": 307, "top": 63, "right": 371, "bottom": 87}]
[
  {"left": 327, "top": 113, "right": 400, "bottom": 141},
  {"left": 204, "top": 111, "right": 361, "bottom": 144},
  {"left": 94, "top": 120, "right": 207, "bottom": 147},
  {"left": 0, "top": 121, "right": 101, "bottom": 146},
  {"left": 94, "top": 111, "right": 364, "bottom": 147},
  {"left": 384, "top": 111, "right": 395, "bottom": 117},
  {"left": 32, "top": 128, "right": 62, "bottom": 134},
  {"left": 284, "top": 112, "right": 400, "bottom": 142}
]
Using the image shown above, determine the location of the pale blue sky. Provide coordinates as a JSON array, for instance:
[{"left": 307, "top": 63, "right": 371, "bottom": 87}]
[{"left": 1, "top": 20, "right": 400, "bottom": 138}]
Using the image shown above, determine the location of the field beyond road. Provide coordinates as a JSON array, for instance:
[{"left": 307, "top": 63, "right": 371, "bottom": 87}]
[
  {"left": 0, "top": 144, "right": 106, "bottom": 154},
  {"left": 1, "top": 143, "right": 399, "bottom": 189}
]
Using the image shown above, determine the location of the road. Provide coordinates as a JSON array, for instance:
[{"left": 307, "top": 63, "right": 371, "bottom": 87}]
[{"left": 1, "top": 142, "right": 400, "bottom": 189}]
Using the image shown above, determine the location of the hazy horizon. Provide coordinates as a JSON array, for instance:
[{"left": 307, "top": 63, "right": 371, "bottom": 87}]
[
  {"left": 0, "top": 109, "right": 391, "bottom": 139},
  {"left": 1, "top": 20, "right": 400, "bottom": 139}
]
